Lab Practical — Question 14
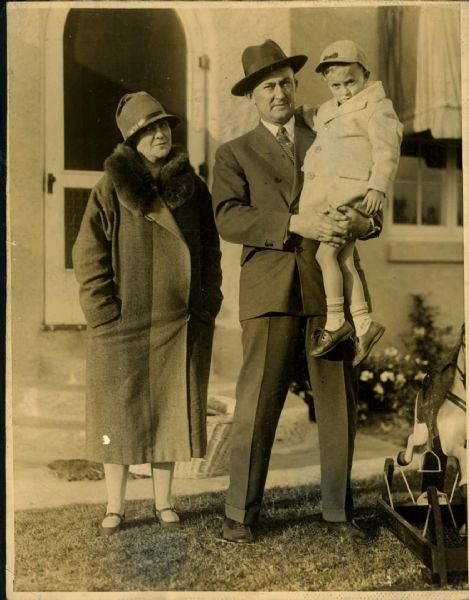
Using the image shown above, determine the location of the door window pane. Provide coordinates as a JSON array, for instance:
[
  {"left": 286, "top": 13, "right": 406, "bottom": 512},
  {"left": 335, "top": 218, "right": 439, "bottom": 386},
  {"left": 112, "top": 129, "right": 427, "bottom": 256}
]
[
  {"left": 64, "top": 9, "right": 186, "bottom": 171},
  {"left": 64, "top": 188, "right": 90, "bottom": 268}
]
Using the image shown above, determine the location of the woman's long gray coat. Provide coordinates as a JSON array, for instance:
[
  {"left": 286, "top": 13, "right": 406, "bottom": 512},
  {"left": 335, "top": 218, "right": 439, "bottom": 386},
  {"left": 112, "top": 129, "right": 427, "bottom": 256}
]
[{"left": 73, "top": 144, "right": 222, "bottom": 464}]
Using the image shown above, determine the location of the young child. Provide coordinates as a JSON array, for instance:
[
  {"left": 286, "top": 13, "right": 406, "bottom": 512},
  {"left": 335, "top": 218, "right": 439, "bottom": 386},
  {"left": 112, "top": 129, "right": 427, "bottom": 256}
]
[{"left": 299, "top": 40, "right": 403, "bottom": 367}]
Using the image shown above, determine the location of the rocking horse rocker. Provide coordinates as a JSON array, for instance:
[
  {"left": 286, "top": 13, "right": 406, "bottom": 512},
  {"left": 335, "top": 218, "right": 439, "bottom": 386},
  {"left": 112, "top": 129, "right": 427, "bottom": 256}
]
[{"left": 377, "top": 325, "right": 467, "bottom": 586}]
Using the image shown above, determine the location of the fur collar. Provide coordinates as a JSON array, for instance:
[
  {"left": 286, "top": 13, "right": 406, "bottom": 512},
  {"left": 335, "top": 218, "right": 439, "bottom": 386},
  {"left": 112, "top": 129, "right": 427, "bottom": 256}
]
[{"left": 104, "top": 144, "right": 196, "bottom": 215}]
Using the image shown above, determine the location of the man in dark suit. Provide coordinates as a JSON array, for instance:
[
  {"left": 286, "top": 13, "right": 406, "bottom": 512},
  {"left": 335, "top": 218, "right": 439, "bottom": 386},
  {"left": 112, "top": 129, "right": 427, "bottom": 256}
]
[{"left": 212, "top": 40, "right": 381, "bottom": 543}]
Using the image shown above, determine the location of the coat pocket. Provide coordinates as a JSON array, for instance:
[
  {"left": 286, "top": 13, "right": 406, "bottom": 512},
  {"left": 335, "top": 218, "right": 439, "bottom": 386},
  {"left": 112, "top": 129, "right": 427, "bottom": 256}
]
[
  {"left": 240, "top": 246, "right": 258, "bottom": 266},
  {"left": 90, "top": 314, "right": 122, "bottom": 335},
  {"left": 337, "top": 165, "right": 370, "bottom": 181}
]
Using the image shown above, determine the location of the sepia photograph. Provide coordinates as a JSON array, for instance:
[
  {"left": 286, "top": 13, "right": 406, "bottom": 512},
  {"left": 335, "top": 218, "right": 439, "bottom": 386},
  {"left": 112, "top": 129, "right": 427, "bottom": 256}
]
[{"left": 5, "top": 1, "right": 468, "bottom": 597}]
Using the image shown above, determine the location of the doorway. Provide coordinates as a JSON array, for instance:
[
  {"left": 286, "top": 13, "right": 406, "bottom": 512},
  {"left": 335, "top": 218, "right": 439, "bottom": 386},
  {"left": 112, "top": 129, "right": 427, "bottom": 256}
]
[{"left": 45, "top": 8, "right": 199, "bottom": 325}]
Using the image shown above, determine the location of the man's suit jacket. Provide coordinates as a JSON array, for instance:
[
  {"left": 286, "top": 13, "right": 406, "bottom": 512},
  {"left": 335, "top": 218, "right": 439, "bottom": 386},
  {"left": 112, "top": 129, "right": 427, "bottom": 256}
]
[{"left": 212, "top": 110, "right": 370, "bottom": 321}]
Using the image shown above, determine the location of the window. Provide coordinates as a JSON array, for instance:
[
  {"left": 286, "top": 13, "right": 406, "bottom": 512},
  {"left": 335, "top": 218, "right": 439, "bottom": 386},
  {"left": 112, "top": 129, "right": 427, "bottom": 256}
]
[{"left": 390, "top": 134, "right": 463, "bottom": 240}]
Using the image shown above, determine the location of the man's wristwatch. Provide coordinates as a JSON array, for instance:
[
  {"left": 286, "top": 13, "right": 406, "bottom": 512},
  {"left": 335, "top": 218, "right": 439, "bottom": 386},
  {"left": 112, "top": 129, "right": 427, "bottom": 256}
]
[{"left": 359, "top": 217, "right": 382, "bottom": 240}]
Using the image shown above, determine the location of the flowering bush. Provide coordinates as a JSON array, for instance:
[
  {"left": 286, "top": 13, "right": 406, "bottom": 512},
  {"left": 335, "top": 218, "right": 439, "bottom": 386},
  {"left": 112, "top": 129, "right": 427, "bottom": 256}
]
[
  {"left": 289, "top": 294, "right": 456, "bottom": 423},
  {"left": 357, "top": 346, "right": 429, "bottom": 420},
  {"left": 401, "top": 294, "right": 453, "bottom": 368},
  {"left": 357, "top": 294, "right": 454, "bottom": 421}
]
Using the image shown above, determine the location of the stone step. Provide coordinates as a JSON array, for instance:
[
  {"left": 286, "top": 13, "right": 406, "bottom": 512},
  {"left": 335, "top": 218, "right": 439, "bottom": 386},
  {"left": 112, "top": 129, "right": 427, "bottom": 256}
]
[
  {"left": 37, "top": 355, "right": 86, "bottom": 387},
  {"left": 13, "top": 374, "right": 312, "bottom": 481},
  {"left": 15, "top": 384, "right": 86, "bottom": 423},
  {"left": 14, "top": 385, "right": 310, "bottom": 443},
  {"left": 34, "top": 324, "right": 243, "bottom": 386},
  {"left": 37, "top": 329, "right": 87, "bottom": 358},
  {"left": 13, "top": 423, "right": 87, "bottom": 468}
]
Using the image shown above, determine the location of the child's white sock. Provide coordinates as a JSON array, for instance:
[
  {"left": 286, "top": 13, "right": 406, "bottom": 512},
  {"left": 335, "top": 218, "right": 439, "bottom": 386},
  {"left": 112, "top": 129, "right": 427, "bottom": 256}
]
[
  {"left": 351, "top": 302, "right": 372, "bottom": 337},
  {"left": 324, "top": 296, "right": 345, "bottom": 331}
]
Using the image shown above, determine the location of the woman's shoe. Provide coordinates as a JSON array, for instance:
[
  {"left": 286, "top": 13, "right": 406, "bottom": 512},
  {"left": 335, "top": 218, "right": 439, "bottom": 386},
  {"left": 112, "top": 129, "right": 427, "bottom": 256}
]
[
  {"left": 100, "top": 512, "right": 125, "bottom": 536},
  {"left": 153, "top": 506, "right": 180, "bottom": 528}
]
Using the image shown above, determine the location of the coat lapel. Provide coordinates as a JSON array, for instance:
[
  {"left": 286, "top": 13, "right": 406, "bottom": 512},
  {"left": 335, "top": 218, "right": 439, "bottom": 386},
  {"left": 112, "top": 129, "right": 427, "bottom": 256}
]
[
  {"left": 145, "top": 196, "right": 186, "bottom": 244},
  {"left": 250, "top": 124, "right": 294, "bottom": 206},
  {"left": 318, "top": 82, "right": 386, "bottom": 124},
  {"left": 248, "top": 119, "right": 315, "bottom": 208}
]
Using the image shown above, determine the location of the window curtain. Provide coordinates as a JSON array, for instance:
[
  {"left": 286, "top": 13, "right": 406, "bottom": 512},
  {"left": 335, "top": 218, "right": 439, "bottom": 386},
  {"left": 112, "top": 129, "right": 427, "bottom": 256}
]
[{"left": 379, "top": 5, "right": 461, "bottom": 139}]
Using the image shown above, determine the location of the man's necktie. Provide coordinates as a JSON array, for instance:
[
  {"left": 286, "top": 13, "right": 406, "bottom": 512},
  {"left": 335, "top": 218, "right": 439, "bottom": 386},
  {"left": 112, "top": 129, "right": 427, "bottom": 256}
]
[{"left": 276, "top": 126, "right": 295, "bottom": 163}]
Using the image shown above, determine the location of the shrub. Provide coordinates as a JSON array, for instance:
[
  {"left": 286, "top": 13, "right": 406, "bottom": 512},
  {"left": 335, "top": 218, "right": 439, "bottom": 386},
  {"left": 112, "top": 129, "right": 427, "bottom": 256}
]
[
  {"left": 401, "top": 294, "right": 453, "bottom": 368},
  {"left": 289, "top": 294, "right": 456, "bottom": 422},
  {"left": 357, "top": 294, "right": 454, "bottom": 421},
  {"left": 357, "top": 346, "right": 425, "bottom": 419}
]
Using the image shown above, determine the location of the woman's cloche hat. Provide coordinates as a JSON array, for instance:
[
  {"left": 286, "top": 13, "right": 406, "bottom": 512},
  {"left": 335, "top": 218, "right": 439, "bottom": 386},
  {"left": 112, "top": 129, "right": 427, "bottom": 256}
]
[
  {"left": 231, "top": 39, "right": 307, "bottom": 97},
  {"left": 116, "top": 91, "right": 181, "bottom": 142}
]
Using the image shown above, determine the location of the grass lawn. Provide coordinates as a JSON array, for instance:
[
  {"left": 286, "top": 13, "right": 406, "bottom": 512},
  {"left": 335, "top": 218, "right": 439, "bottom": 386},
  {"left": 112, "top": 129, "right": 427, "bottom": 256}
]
[{"left": 13, "top": 476, "right": 468, "bottom": 592}]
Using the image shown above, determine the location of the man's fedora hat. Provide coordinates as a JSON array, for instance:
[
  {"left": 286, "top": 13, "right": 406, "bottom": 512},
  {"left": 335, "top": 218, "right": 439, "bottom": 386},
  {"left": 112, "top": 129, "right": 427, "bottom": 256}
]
[
  {"left": 116, "top": 91, "right": 181, "bottom": 142},
  {"left": 231, "top": 39, "right": 308, "bottom": 97},
  {"left": 315, "top": 40, "right": 369, "bottom": 73}
]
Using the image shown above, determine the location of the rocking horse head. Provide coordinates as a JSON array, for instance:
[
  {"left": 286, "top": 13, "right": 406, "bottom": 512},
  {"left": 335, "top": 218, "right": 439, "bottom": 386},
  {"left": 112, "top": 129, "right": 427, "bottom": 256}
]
[{"left": 397, "top": 324, "right": 466, "bottom": 488}]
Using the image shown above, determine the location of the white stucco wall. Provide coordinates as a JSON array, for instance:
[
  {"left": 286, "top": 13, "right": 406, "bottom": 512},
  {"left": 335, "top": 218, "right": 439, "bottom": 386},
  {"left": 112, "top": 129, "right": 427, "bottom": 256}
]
[
  {"left": 206, "top": 4, "right": 464, "bottom": 368},
  {"left": 8, "top": 6, "right": 48, "bottom": 383},
  {"left": 292, "top": 6, "right": 381, "bottom": 109},
  {"left": 361, "top": 236, "right": 464, "bottom": 345},
  {"left": 206, "top": 6, "right": 291, "bottom": 325},
  {"left": 291, "top": 6, "right": 464, "bottom": 349},
  {"left": 201, "top": 8, "right": 291, "bottom": 377},
  {"left": 7, "top": 5, "right": 464, "bottom": 388},
  {"left": 7, "top": 5, "right": 291, "bottom": 382}
]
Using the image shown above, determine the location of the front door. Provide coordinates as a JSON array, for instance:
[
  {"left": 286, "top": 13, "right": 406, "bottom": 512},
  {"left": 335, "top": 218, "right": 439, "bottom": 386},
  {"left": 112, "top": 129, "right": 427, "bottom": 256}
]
[{"left": 45, "top": 8, "right": 188, "bottom": 324}]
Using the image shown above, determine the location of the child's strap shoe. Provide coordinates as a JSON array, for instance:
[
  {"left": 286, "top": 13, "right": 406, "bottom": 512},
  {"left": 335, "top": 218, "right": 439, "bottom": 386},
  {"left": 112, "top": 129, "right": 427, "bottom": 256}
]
[
  {"left": 310, "top": 321, "right": 353, "bottom": 357},
  {"left": 352, "top": 321, "right": 385, "bottom": 367}
]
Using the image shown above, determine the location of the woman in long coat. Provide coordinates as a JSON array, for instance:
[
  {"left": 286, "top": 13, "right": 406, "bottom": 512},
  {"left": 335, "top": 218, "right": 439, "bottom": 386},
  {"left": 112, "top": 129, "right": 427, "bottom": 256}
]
[{"left": 73, "top": 91, "right": 222, "bottom": 533}]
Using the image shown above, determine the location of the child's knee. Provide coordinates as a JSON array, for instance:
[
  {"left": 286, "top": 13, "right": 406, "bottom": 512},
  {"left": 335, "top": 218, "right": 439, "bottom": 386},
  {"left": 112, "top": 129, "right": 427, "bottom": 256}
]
[
  {"left": 337, "top": 243, "right": 355, "bottom": 267},
  {"left": 316, "top": 243, "right": 339, "bottom": 267}
]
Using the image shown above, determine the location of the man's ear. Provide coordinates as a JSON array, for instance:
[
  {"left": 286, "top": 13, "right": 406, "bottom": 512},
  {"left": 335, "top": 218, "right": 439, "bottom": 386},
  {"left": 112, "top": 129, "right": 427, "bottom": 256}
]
[
  {"left": 294, "top": 77, "right": 298, "bottom": 90},
  {"left": 246, "top": 91, "right": 257, "bottom": 109},
  {"left": 364, "top": 70, "right": 370, "bottom": 82}
]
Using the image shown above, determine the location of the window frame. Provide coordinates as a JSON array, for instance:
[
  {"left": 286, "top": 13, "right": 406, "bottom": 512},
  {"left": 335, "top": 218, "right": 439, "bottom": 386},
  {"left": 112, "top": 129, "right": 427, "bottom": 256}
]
[{"left": 388, "top": 136, "right": 463, "bottom": 242}]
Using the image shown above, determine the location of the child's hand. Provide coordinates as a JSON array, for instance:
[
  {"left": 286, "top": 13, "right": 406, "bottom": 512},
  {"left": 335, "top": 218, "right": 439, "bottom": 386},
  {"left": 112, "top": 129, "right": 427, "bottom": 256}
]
[{"left": 362, "top": 189, "right": 385, "bottom": 215}]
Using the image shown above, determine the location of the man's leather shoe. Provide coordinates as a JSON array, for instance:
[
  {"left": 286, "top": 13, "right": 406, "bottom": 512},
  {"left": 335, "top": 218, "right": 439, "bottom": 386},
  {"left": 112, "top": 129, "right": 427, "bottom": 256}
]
[
  {"left": 352, "top": 321, "right": 385, "bottom": 367},
  {"left": 310, "top": 321, "right": 353, "bottom": 358},
  {"left": 321, "top": 518, "right": 374, "bottom": 542},
  {"left": 221, "top": 517, "right": 254, "bottom": 543}
]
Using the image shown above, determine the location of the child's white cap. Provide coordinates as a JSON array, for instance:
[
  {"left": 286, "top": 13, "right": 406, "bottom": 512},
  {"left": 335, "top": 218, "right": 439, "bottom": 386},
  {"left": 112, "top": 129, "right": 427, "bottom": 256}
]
[{"left": 315, "top": 40, "right": 369, "bottom": 73}]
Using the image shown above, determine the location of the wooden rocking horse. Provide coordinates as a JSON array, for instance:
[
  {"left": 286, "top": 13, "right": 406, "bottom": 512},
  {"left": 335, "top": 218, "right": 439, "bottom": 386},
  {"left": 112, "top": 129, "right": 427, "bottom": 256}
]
[
  {"left": 377, "top": 325, "right": 467, "bottom": 586},
  {"left": 396, "top": 324, "right": 466, "bottom": 512}
]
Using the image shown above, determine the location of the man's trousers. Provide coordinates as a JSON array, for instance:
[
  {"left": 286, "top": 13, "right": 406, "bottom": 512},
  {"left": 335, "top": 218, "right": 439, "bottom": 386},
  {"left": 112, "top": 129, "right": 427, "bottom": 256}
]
[{"left": 225, "top": 314, "right": 357, "bottom": 525}]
